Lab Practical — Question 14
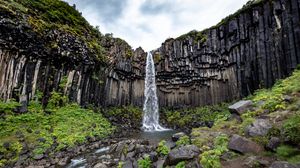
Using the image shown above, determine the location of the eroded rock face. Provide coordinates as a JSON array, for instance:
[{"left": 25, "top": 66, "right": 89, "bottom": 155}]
[
  {"left": 0, "top": 14, "right": 147, "bottom": 108},
  {"left": 1, "top": 0, "right": 300, "bottom": 109},
  {"left": 154, "top": 0, "right": 300, "bottom": 108}
]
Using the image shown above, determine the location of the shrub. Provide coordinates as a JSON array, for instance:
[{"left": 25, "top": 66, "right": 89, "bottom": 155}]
[
  {"left": 282, "top": 115, "right": 300, "bottom": 144},
  {"left": 175, "top": 161, "right": 185, "bottom": 168},
  {"left": 276, "top": 145, "right": 300, "bottom": 163},
  {"left": 200, "top": 134, "right": 229, "bottom": 168},
  {"left": 176, "top": 135, "right": 190, "bottom": 146},
  {"left": 47, "top": 91, "right": 68, "bottom": 109},
  {"left": 157, "top": 140, "right": 170, "bottom": 156},
  {"left": 138, "top": 155, "right": 151, "bottom": 168}
]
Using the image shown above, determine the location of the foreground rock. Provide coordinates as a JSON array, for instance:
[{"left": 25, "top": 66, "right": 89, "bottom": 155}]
[
  {"left": 164, "top": 145, "right": 201, "bottom": 166},
  {"left": 228, "top": 134, "right": 263, "bottom": 154},
  {"left": 172, "top": 132, "right": 186, "bottom": 142},
  {"left": 245, "top": 119, "right": 272, "bottom": 137},
  {"left": 269, "top": 161, "right": 298, "bottom": 168},
  {"left": 228, "top": 100, "right": 253, "bottom": 115}
]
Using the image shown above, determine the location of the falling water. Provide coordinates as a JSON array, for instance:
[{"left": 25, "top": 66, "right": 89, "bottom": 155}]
[{"left": 142, "top": 52, "right": 167, "bottom": 132}]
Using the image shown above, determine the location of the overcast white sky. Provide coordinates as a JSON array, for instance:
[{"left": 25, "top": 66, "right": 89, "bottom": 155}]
[{"left": 64, "top": 0, "right": 249, "bottom": 51}]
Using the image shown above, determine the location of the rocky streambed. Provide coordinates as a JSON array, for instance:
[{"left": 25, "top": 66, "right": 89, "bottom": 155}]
[{"left": 65, "top": 130, "right": 186, "bottom": 168}]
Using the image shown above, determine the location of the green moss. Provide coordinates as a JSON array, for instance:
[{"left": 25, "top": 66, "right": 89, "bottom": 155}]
[
  {"left": 154, "top": 53, "right": 161, "bottom": 63},
  {"left": 176, "top": 30, "right": 207, "bottom": 45},
  {"left": 156, "top": 140, "right": 170, "bottom": 156}
]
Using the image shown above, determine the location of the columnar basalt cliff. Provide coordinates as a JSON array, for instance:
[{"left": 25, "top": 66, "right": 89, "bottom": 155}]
[
  {"left": 154, "top": 0, "right": 300, "bottom": 108},
  {"left": 1, "top": 0, "right": 300, "bottom": 109},
  {"left": 0, "top": 1, "right": 146, "bottom": 108}
]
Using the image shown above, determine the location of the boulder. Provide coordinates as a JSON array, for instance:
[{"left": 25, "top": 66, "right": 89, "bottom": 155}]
[
  {"left": 245, "top": 119, "right": 272, "bottom": 136},
  {"left": 172, "top": 132, "right": 186, "bottom": 142},
  {"left": 228, "top": 134, "right": 263, "bottom": 154},
  {"left": 228, "top": 100, "right": 253, "bottom": 115},
  {"left": 266, "top": 137, "right": 281, "bottom": 151},
  {"left": 93, "top": 163, "right": 108, "bottom": 168},
  {"left": 269, "top": 161, "right": 298, "bottom": 168},
  {"left": 164, "top": 145, "right": 201, "bottom": 166}
]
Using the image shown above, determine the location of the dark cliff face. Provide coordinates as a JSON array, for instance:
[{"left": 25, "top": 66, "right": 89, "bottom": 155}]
[
  {"left": 1, "top": 0, "right": 300, "bottom": 109},
  {"left": 0, "top": 0, "right": 147, "bottom": 108},
  {"left": 154, "top": 0, "right": 300, "bottom": 108}
]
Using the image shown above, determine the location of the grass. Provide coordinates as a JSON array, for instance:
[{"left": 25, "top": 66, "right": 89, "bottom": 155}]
[
  {"left": 163, "top": 103, "right": 231, "bottom": 128},
  {"left": 0, "top": 100, "right": 114, "bottom": 166}
]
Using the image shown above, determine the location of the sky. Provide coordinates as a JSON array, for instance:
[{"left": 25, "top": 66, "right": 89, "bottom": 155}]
[{"left": 64, "top": 0, "right": 249, "bottom": 51}]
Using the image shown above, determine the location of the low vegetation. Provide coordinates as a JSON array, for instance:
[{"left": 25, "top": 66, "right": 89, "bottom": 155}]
[
  {"left": 163, "top": 103, "right": 231, "bottom": 128},
  {"left": 0, "top": 97, "right": 114, "bottom": 166},
  {"left": 137, "top": 155, "right": 152, "bottom": 168},
  {"left": 156, "top": 140, "right": 170, "bottom": 156}
]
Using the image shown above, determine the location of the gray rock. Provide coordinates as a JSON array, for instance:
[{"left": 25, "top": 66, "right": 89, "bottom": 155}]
[
  {"left": 245, "top": 119, "right": 272, "bottom": 136},
  {"left": 93, "top": 163, "right": 108, "bottom": 168},
  {"left": 33, "top": 154, "right": 44, "bottom": 160},
  {"left": 172, "top": 132, "right": 186, "bottom": 142},
  {"left": 228, "top": 100, "right": 253, "bottom": 115},
  {"left": 164, "top": 145, "right": 201, "bottom": 166},
  {"left": 283, "top": 95, "right": 293, "bottom": 103},
  {"left": 228, "top": 134, "right": 263, "bottom": 154},
  {"left": 266, "top": 137, "right": 281, "bottom": 151},
  {"left": 269, "top": 161, "right": 298, "bottom": 168},
  {"left": 58, "top": 157, "right": 70, "bottom": 166}
]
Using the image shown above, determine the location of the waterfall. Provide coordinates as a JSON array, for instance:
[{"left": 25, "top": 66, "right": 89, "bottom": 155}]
[{"left": 142, "top": 52, "right": 167, "bottom": 132}]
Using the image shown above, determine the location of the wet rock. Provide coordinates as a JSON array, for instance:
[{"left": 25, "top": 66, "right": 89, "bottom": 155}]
[
  {"left": 245, "top": 119, "right": 272, "bottom": 136},
  {"left": 266, "top": 137, "right": 281, "bottom": 151},
  {"left": 228, "top": 134, "right": 263, "bottom": 154},
  {"left": 269, "top": 161, "right": 298, "bottom": 168},
  {"left": 93, "top": 163, "right": 108, "bottom": 168},
  {"left": 228, "top": 100, "right": 253, "bottom": 115},
  {"left": 164, "top": 145, "right": 201, "bottom": 166},
  {"left": 172, "top": 132, "right": 186, "bottom": 142}
]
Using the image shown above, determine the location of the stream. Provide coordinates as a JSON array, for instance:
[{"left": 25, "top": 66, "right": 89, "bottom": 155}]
[{"left": 66, "top": 130, "right": 177, "bottom": 168}]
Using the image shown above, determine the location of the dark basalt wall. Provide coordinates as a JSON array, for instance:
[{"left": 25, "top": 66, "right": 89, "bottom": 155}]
[
  {"left": 1, "top": 0, "right": 300, "bottom": 109},
  {"left": 154, "top": 0, "right": 300, "bottom": 108},
  {"left": 0, "top": 16, "right": 146, "bottom": 108}
]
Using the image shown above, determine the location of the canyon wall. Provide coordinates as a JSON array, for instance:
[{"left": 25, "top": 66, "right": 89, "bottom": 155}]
[
  {"left": 0, "top": 16, "right": 146, "bottom": 108},
  {"left": 154, "top": 0, "right": 300, "bottom": 108},
  {"left": 1, "top": 0, "right": 300, "bottom": 109}
]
